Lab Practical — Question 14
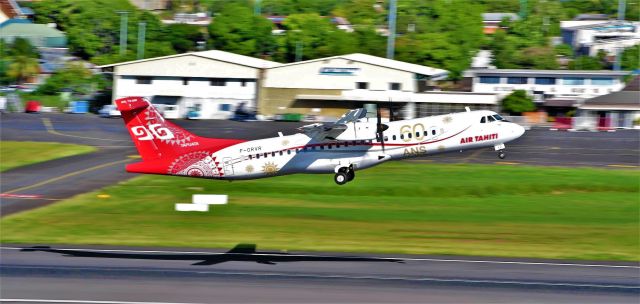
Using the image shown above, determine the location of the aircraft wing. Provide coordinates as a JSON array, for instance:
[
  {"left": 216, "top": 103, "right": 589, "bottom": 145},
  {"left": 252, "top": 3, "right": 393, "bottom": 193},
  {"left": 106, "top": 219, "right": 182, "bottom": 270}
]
[{"left": 298, "top": 109, "right": 367, "bottom": 140}]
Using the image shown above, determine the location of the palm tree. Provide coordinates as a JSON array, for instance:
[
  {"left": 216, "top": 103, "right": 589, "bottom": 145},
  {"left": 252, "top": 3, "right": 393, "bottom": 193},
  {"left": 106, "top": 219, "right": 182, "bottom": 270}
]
[{"left": 8, "top": 55, "right": 40, "bottom": 84}]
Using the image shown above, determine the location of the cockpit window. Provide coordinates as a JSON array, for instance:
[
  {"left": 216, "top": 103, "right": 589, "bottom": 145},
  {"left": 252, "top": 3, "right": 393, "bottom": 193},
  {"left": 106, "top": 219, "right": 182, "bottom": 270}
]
[
  {"left": 487, "top": 115, "right": 496, "bottom": 122},
  {"left": 480, "top": 116, "right": 486, "bottom": 123},
  {"left": 493, "top": 114, "right": 504, "bottom": 121}
]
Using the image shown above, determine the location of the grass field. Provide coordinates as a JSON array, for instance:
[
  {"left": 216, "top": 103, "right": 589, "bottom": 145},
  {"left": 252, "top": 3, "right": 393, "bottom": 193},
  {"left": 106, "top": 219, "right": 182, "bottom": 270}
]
[
  {"left": 1, "top": 162, "right": 638, "bottom": 261},
  {"left": 0, "top": 141, "right": 96, "bottom": 172}
]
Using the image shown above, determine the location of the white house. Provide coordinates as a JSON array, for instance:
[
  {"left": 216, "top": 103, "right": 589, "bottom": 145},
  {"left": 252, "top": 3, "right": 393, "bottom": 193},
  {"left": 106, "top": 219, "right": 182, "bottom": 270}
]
[
  {"left": 99, "top": 50, "right": 281, "bottom": 119},
  {"left": 561, "top": 20, "right": 640, "bottom": 56}
]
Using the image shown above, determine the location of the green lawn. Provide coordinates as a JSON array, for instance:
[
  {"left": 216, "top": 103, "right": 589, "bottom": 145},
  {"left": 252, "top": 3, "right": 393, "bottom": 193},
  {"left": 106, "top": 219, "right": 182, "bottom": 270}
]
[
  {"left": 1, "top": 163, "right": 638, "bottom": 261},
  {"left": 0, "top": 141, "right": 96, "bottom": 172}
]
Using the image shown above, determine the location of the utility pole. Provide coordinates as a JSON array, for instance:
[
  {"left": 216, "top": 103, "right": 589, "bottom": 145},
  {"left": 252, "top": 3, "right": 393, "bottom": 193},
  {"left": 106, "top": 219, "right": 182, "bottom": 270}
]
[
  {"left": 254, "top": 0, "right": 261, "bottom": 16},
  {"left": 386, "top": 0, "right": 397, "bottom": 59},
  {"left": 137, "top": 22, "right": 146, "bottom": 60},
  {"left": 519, "top": 0, "right": 527, "bottom": 19},
  {"left": 618, "top": 0, "right": 626, "bottom": 20},
  {"left": 118, "top": 11, "right": 129, "bottom": 56},
  {"left": 295, "top": 41, "right": 303, "bottom": 62}
]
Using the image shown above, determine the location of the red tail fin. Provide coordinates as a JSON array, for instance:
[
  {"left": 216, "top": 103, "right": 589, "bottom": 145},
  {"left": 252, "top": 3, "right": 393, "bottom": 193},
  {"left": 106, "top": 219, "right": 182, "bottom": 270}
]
[{"left": 116, "top": 97, "right": 244, "bottom": 176}]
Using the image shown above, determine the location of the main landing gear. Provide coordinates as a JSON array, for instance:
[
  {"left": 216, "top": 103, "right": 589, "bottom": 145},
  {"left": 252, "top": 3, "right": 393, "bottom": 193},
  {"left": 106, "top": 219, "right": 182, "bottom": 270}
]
[
  {"left": 334, "top": 166, "right": 355, "bottom": 185},
  {"left": 494, "top": 143, "right": 506, "bottom": 159}
]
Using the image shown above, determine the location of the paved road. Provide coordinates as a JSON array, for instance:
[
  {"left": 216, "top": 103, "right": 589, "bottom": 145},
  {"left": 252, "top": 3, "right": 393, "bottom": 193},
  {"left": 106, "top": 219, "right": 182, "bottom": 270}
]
[
  {"left": 1, "top": 113, "right": 638, "bottom": 216},
  {"left": 1, "top": 245, "right": 638, "bottom": 303}
]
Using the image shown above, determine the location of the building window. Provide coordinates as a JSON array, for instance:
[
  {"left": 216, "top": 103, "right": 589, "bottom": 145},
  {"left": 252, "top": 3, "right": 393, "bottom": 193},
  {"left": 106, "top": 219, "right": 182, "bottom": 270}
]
[
  {"left": 136, "top": 77, "right": 152, "bottom": 84},
  {"left": 591, "top": 78, "right": 613, "bottom": 85},
  {"left": 534, "top": 77, "right": 556, "bottom": 85},
  {"left": 389, "top": 83, "right": 401, "bottom": 90},
  {"left": 210, "top": 78, "right": 226, "bottom": 86},
  {"left": 507, "top": 77, "right": 528, "bottom": 84},
  {"left": 182, "top": 78, "right": 189, "bottom": 85},
  {"left": 356, "top": 82, "right": 368, "bottom": 89},
  {"left": 563, "top": 77, "right": 585, "bottom": 85},
  {"left": 479, "top": 76, "right": 500, "bottom": 84}
]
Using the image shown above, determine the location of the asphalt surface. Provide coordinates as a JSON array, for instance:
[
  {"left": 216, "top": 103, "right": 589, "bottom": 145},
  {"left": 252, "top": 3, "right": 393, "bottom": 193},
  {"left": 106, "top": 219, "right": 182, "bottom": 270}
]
[
  {"left": 1, "top": 113, "right": 638, "bottom": 216},
  {"left": 1, "top": 113, "right": 639, "bottom": 303},
  {"left": 1, "top": 245, "right": 638, "bottom": 303}
]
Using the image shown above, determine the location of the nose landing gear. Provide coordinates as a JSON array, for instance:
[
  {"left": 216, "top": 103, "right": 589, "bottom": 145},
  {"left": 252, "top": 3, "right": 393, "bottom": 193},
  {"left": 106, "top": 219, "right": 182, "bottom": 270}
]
[{"left": 334, "top": 166, "right": 355, "bottom": 185}]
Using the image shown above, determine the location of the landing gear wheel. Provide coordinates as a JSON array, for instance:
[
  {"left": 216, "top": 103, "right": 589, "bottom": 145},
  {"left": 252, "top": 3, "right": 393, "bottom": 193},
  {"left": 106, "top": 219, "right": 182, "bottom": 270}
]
[
  {"left": 334, "top": 172, "right": 348, "bottom": 185},
  {"left": 346, "top": 170, "right": 355, "bottom": 181},
  {"left": 498, "top": 150, "right": 506, "bottom": 159}
]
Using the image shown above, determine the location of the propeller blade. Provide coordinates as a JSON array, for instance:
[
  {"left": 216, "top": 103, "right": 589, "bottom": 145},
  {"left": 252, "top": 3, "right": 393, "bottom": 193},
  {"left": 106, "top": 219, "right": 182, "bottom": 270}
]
[{"left": 377, "top": 106, "right": 385, "bottom": 153}]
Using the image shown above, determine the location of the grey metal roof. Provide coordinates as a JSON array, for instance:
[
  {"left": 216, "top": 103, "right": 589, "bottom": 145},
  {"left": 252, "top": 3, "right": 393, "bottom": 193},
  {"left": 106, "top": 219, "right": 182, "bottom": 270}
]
[{"left": 583, "top": 91, "right": 640, "bottom": 105}]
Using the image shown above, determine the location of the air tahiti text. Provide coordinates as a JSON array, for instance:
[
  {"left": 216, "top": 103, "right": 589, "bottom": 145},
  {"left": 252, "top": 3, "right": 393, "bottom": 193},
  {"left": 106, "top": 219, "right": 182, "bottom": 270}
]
[
  {"left": 239, "top": 146, "right": 262, "bottom": 153},
  {"left": 460, "top": 133, "right": 498, "bottom": 144}
]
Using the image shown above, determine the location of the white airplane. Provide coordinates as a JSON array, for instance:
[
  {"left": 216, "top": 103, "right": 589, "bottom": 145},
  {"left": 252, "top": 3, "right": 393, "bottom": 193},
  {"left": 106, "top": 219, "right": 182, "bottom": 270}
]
[{"left": 116, "top": 97, "right": 525, "bottom": 185}]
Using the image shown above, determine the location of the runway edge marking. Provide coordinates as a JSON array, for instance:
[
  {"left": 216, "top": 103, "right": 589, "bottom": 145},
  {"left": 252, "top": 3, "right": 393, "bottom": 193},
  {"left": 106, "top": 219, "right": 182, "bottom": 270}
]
[{"left": 2, "top": 246, "right": 638, "bottom": 269}]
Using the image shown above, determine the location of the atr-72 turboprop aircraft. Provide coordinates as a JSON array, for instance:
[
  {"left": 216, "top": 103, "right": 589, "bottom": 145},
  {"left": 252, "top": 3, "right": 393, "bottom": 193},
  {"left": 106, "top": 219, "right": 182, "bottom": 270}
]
[{"left": 116, "top": 97, "right": 525, "bottom": 185}]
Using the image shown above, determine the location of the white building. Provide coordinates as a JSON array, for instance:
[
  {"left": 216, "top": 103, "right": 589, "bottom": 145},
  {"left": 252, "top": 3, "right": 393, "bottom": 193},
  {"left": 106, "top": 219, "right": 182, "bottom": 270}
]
[
  {"left": 99, "top": 50, "right": 281, "bottom": 119},
  {"left": 470, "top": 69, "right": 628, "bottom": 100},
  {"left": 561, "top": 20, "right": 640, "bottom": 56},
  {"left": 261, "top": 53, "right": 500, "bottom": 119}
]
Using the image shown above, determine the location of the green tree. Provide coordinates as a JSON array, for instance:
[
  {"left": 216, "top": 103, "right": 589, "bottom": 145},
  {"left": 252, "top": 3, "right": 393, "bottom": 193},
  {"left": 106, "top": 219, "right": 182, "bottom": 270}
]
[
  {"left": 278, "top": 12, "right": 356, "bottom": 61},
  {"left": 209, "top": 3, "right": 276, "bottom": 57},
  {"left": 621, "top": 45, "right": 640, "bottom": 71},
  {"left": 7, "top": 56, "right": 39, "bottom": 84},
  {"left": 36, "top": 62, "right": 105, "bottom": 95},
  {"left": 514, "top": 46, "right": 559, "bottom": 69},
  {"left": 501, "top": 90, "right": 536, "bottom": 115},
  {"left": 166, "top": 24, "right": 205, "bottom": 53},
  {"left": 8, "top": 37, "right": 38, "bottom": 58},
  {"left": 30, "top": 0, "right": 175, "bottom": 63},
  {"left": 568, "top": 56, "right": 605, "bottom": 70}
]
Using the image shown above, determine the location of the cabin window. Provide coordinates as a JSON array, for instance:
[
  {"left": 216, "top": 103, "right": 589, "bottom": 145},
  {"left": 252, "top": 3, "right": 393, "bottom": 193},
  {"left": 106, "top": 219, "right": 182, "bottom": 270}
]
[
  {"left": 328, "top": 144, "right": 333, "bottom": 149},
  {"left": 389, "top": 82, "right": 401, "bottom": 90},
  {"left": 480, "top": 116, "right": 486, "bottom": 123},
  {"left": 182, "top": 77, "right": 189, "bottom": 85},
  {"left": 272, "top": 152, "right": 276, "bottom": 157},
  {"left": 279, "top": 151, "right": 283, "bottom": 156},
  {"left": 392, "top": 135, "right": 397, "bottom": 140},
  {"left": 287, "top": 150, "right": 291, "bottom": 155},
  {"left": 320, "top": 145, "right": 325, "bottom": 150},
  {"left": 249, "top": 155, "right": 253, "bottom": 160},
  {"left": 356, "top": 82, "right": 369, "bottom": 89},
  {"left": 488, "top": 116, "right": 496, "bottom": 122},
  {"left": 384, "top": 136, "right": 388, "bottom": 141},
  {"left": 256, "top": 154, "right": 260, "bottom": 159},
  {"left": 408, "top": 133, "right": 412, "bottom": 139},
  {"left": 264, "top": 153, "right": 268, "bottom": 158},
  {"left": 432, "top": 129, "right": 436, "bottom": 135},
  {"left": 400, "top": 134, "right": 404, "bottom": 140}
]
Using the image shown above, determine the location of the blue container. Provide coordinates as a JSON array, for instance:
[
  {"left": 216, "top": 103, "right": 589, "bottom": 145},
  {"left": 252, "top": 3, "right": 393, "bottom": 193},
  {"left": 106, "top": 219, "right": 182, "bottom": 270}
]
[{"left": 72, "top": 100, "right": 89, "bottom": 113}]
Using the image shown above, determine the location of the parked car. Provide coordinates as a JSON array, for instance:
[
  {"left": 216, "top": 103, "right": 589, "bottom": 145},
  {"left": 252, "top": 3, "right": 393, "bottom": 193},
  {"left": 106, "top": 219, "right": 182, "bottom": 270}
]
[
  {"left": 98, "top": 104, "right": 121, "bottom": 118},
  {"left": 25, "top": 101, "right": 41, "bottom": 113}
]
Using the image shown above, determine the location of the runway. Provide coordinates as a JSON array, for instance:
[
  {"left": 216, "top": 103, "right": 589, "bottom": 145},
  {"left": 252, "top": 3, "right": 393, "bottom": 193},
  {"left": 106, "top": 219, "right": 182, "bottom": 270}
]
[
  {"left": 1, "top": 113, "right": 638, "bottom": 216},
  {"left": 1, "top": 245, "right": 638, "bottom": 303}
]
